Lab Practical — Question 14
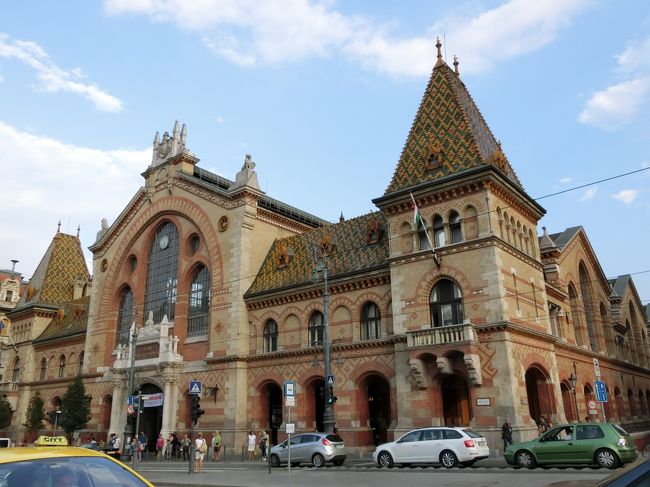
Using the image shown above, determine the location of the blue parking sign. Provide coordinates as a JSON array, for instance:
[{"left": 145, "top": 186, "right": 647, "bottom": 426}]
[{"left": 595, "top": 380, "right": 608, "bottom": 402}]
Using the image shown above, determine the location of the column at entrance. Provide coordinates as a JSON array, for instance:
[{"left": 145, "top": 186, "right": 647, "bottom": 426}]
[
  {"left": 109, "top": 372, "right": 127, "bottom": 437},
  {"left": 160, "top": 364, "right": 183, "bottom": 438}
]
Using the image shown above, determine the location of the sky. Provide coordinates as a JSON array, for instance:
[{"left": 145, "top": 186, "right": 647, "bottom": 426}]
[{"left": 0, "top": 0, "right": 649, "bottom": 306}]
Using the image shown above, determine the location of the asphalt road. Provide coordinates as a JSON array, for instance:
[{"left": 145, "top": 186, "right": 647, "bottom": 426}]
[{"left": 133, "top": 458, "right": 618, "bottom": 487}]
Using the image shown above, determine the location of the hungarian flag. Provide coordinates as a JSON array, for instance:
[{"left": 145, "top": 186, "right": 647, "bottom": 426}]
[{"left": 411, "top": 194, "right": 423, "bottom": 230}]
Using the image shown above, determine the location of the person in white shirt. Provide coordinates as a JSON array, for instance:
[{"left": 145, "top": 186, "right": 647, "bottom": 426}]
[{"left": 195, "top": 432, "right": 206, "bottom": 473}]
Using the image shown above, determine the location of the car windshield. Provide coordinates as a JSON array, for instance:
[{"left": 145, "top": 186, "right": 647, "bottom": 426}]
[
  {"left": 463, "top": 429, "right": 481, "bottom": 438},
  {"left": 2, "top": 456, "right": 148, "bottom": 487},
  {"left": 325, "top": 435, "right": 343, "bottom": 443}
]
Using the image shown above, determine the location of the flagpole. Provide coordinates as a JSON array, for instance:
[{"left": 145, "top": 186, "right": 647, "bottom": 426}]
[{"left": 410, "top": 193, "right": 441, "bottom": 267}]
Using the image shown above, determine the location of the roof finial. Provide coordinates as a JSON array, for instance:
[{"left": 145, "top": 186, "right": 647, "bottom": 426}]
[
  {"left": 435, "top": 37, "right": 444, "bottom": 67},
  {"left": 76, "top": 225, "right": 81, "bottom": 238},
  {"left": 57, "top": 220, "right": 61, "bottom": 233},
  {"left": 453, "top": 55, "right": 459, "bottom": 75},
  {"left": 339, "top": 212, "right": 345, "bottom": 223}
]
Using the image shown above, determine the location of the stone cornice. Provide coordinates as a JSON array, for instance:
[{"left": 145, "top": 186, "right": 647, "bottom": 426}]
[
  {"left": 25, "top": 372, "right": 102, "bottom": 387},
  {"left": 33, "top": 332, "right": 85, "bottom": 349}
]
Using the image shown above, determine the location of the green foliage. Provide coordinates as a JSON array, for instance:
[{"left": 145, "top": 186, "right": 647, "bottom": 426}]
[
  {"left": 0, "top": 396, "right": 12, "bottom": 429},
  {"left": 23, "top": 391, "right": 45, "bottom": 432},
  {"left": 60, "top": 375, "right": 91, "bottom": 435}
]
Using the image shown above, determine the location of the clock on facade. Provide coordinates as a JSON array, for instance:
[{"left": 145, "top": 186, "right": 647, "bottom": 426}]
[{"left": 159, "top": 234, "right": 170, "bottom": 250}]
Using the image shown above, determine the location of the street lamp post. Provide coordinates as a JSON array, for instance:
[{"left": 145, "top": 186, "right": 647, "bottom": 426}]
[
  {"left": 569, "top": 362, "right": 578, "bottom": 422},
  {"left": 313, "top": 241, "right": 335, "bottom": 434},
  {"left": 122, "top": 322, "right": 140, "bottom": 462},
  {"left": 53, "top": 409, "right": 61, "bottom": 436}
]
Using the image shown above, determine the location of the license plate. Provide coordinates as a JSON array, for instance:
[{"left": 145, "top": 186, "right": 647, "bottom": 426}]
[{"left": 336, "top": 444, "right": 344, "bottom": 449}]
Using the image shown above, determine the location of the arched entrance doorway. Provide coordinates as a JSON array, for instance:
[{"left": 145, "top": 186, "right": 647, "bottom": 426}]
[
  {"left": 561, "top": 383, "right": 575, "bottom": 422},
  {"left": 441, "top": 374, "right": 470, "bottom": 426},
  {"left": 311, "top": 379, "right": 325, "bottom": 432},
  {"left": 364, "top": 374, "right": 391, "bottom": 446},
  {"left": 136, "top": 383, "right": 163, "bottom": 453},
  {"left": 260, "top": 382, "right": 282, "bottom": 445},
  {"left": 525, "top": 366, "right": 553, "bottom": 426}
]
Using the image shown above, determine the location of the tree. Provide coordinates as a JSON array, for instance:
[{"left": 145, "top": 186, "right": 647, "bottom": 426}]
[
  {"left": 0, "top": 396, "right": 12, "bottom": 430},
  {"left": 23, "top": 391, "right": 45, "bottom": 433},
  {"left": 60, "top": 375, "right": 91, "bottom": 436}
]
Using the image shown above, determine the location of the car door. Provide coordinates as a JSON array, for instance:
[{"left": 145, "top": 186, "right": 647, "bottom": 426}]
[
  {"left": 391, "top": 430, "right": 423, "bottom": 463},
  {"left": 441, "top": 429, "right": 464, "bottom": 460},
  {"left": 534, "top": 426, "right": 577, "bottom": 464},
  {"left": 575, "top": 425, "right": 604, "bottom": 463},
  {"left": 414, "top": 429, "right": 439, "bottom": 463},
  {"left": 283, "top": 434, "right": 303, "bottom": 463}
]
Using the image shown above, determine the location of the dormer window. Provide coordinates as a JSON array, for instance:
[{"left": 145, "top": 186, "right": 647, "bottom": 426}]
[{"left": 424, "top": 140, "right": 444, "bottom": 170}]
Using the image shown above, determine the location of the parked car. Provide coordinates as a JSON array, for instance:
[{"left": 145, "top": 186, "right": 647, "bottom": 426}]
[
  {"left": 79, "top": 442, "right": 122, "bottom": 461},
  {"left": 269, "top": 432, "right": 346, "bottom": 468},
  {"left": 505, "top": 422, "right": 637, "bottom": 469},
  {"left": 373, "top": 426, "right": 490, "bottom": 468}
]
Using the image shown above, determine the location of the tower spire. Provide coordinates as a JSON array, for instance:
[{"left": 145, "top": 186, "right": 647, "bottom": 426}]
[{"left": 435, "top": 37, "right": 444, "bottom": 67}]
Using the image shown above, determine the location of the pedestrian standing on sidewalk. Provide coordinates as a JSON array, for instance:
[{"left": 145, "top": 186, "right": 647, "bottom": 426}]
[
  {"left": 195, "top": 432, "right": 207, "bottom": 473},
  {"left": 138, "top": 431, "right": 147, "bottom": 460},
  {"left": 501, "top": 418, "right": 513, "bottom": 454},
  {"left": 259, "top": 430, "right": 269, "bottom": 461},
  {"left": 182, "top": 434, "right": 191, "bottom": 461},
  {"left": 213, "top": 431, "right": 222, "bottom": 462},
  {"left": 156, "top": 434, "right": 165, "bottom": 461},
  {"left": 247, "top": 430, "right": 257, "bottom": 460}
]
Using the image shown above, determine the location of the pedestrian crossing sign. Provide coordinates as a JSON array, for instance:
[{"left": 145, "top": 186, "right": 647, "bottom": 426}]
[{"left": 189, "top": 380, "right": 202, "bottom": 395}]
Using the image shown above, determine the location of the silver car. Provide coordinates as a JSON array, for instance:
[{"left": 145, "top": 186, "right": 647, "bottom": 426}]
[{"left": 270, "top": 432, "right": 346, "bottom": 468}]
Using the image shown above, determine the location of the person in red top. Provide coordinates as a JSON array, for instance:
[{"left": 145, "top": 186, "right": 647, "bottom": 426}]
[{"left": 155, "top": 434, "right": 165, "bottom": 461}]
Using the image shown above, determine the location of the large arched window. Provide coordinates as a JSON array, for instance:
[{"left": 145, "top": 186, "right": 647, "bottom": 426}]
[
  {"left": 309, "top": 311, "right": 324, "bottom": 347},
  {"left": 79, "top": 352, "right": 84, "bottom": 374},
  {"left": 263, "top": 320, "right": 278, "bottom": 352},
  {"left": 117, "top": 286, "right": 134, "bottom": 346},
  {"left": 188, "top": 264, "right": 210, "bottom": 337},
  {"left": 144, "top": 221, "right": 180, "bottom": 323},
  {"left": 429, "top": 279, "right": 464, "bottom": 327},
  {"left": 433, "top": 215, "right": 445, "bottom": 247},
  {"left": 449, "top": 211, "right": 462, "bottom": 244},
  {"left": 568, "top": 283, "right": 584, "bottom": 346},
  {"left": 361, "top": 302, "right": 381, "bottom": 340},
  {"left": 600, "top": 303, "right": 614, "bottom": 356},
  {"left": 12, "top": 357, "right": 20, "bottom": 383},
  {"left": 40, "top": 358, "right": 47, "bottom": 381},
  {"left": 579, "top": 264, "right": 597, "bottom": 351},
  {"left": 58, "top": 355, "right": 66, "bottom": 379}
]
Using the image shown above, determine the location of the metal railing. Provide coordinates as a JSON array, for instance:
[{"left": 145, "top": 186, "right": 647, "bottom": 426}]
[{"left": 406, "top": 322, "right": 475, "bottom": 348}]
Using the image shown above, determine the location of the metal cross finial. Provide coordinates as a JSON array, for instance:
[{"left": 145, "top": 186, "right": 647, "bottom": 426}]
[{"left": 453, "top": 55, "right": 459, "bottom": 75}]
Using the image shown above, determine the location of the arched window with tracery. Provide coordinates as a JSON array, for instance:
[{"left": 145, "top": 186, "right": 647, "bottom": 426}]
[
  {"left": 58, "top": 355, "right": 66, "bottom": 379},
  {"left": 418, "top": 219, "right": 431, "bottom": 251},
  {"left": 600, "top": 303, "right": 614, "bottom": 356},
  {"left": 188, "top": 264, "right": 210, "bottom": 337},
  {"left": 433, "top": 215, "right": 445, "bottom": 247},
  {"left": 40, "top": 358, "right": 47, "bottom": 381},
  {"left": 144, "top": 221, "right": 180, "bottom": 323},
  {"left": 449, "top": 211, "right": 462, "bottom": 243},
  {"left": 264, "top": 319, "right": 278, "bottom": 352},
  {"left": 309, "top": 311, "right": 324, "bottom": 347},
  {"left": 568, "top": 283, "right": 584, "bottom": 346},
  {"left": 12, "top": 357, "right": 20, "bottom": 383},
  {"left": 429, "top": 279, "right": 464, "bottom": 327},
  {"left": 578, "top": 264, "right": 598, "bottom": 351},
  {"left": 361, "top": 302, "right": 381, "bottom": 340},
  {"left": 116, "top": 286, "right": 134, "bottom": 346}
]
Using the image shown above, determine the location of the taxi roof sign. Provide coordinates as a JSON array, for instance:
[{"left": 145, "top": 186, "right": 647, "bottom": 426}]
[{"left": 34, "top": 435, "right": 68, "bottom": 446}]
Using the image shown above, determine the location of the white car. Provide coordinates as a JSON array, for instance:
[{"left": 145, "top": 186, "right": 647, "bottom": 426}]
[{"left": 373, "top": 427, "right": 489, "bottom": 468}]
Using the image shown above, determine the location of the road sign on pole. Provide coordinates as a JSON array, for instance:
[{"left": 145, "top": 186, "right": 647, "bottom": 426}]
[
  {"left": 284, "top": 381, "right": 296, "bottom": 397},
  {"left": 595, "top": 380, "right": 608, "bottom": 402},
  {"left": 189, "top": 381, "right": 202, "bottom": 395},
  {"left": 327, "top": 375, "right": 334, "bottom": 385}
]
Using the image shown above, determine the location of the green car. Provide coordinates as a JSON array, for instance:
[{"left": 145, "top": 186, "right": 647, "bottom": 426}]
[{"left": 505, "top": 423, "right": 637, "bottom": 469}]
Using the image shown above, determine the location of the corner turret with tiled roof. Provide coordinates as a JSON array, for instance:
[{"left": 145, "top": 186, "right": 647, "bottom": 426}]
[{"left": 385, "top": 37, "right": 522, "bottom": 195}]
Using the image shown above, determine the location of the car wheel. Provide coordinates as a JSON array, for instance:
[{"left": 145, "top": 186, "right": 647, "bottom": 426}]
[
  {"left": 377, "top": 451, "right": 394, "bottom": 468},
  {"left": 595, "top": 448, "right": 619, "bottom": 469},
  {"left": 515, "top": 450, "right": 536, "bottom": 469},
  {"left": 270, "top": 454, "right": 281, "bottom": 468},
  {"left": 440, "top": 450, "right": 458, "bottom": 468},
  {"left": 333, "top": 459, "right": 344, "bottom": 466},
  {"left": 312, "top": 453, "right": 325, "bottom": 468}
]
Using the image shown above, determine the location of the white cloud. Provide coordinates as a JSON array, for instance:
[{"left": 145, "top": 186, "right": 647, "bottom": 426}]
[
  {"left": 215, "top": 116, "right": 225, "bottom": 124},
  {"left": 0, "top": 121, "right": 147, "bottom": 276},
  {"left": 580, "top": 186, "right": 597, "bottom": 201},
  {"left": 103, "top": 0, "right": 590, "bottom": 77},
  {"left": 612, "top": 189, "right": 640, "bottom": 204},
  {"left": 578, "top": 78, "right": 650, "bottom": 129},
  {"left": 559, "top": 177, "right": 572, "bottom": 184},
  {"left": 0, "top": 33, "right": 123, "bottom": 112},
  {"left": 617, "top": 36, "right": 650, "bottom": 74}
]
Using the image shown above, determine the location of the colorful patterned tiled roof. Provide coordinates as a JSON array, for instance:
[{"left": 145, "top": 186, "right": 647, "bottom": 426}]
[
  {"left": 16, "top": 232, "right": 89, "bottom": 309},
  {"left": 245, "top": 212, "right": 389, "bottom": 297},
  {"left": 385, "top": 59, "right": 522, "bottom": 195},
  {"left": 34, "top": 295, "right": 90, "bottom": 343}
]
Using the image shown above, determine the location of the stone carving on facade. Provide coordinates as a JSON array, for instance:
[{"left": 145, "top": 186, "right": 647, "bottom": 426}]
[
  {"left": 436, "top": 356, "right": 452, "bottom": 374},
  {"left": 406, "top": 358, "right": 429, "bottom": 389},
  {"left": 231, "top": 154, "right": 260, "bottom": 191},
  {"left": 151, "top": 121, "right": 192, "bottom": 167},
  {"left": 463, "top": 353, "right": 483, "bottom": 386},
  {"left": 139, "top": 311, "right": 162, "bottom": 340}
]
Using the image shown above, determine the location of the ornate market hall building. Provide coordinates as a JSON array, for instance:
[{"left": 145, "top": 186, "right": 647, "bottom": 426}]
[{"left": 3, "top": 40, "right": 650, "bottom": 453}]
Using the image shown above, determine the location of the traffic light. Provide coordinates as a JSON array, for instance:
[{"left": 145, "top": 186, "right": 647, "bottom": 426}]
[
  {"left": 190, "top": 395, "right": 204, "bottom": 425},
  {"left": 326, "top": 386, "right": 337, "bottom": 405}
]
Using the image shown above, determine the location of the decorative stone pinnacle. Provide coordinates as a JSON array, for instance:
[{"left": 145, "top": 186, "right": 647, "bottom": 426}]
[{"left": 435, "top": 37, "right": 444, "bottom": 67}]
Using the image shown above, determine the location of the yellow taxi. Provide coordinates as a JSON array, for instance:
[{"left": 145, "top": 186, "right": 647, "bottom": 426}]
[{"left": 0, "top": 436, "right": 155, "bottom": 487}]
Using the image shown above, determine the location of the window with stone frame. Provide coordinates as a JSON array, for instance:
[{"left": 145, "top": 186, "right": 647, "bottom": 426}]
[
  {"left": 40, "top": 358, "right": 47, "bottom": 381},
  {"left": 143, "top": 221, "right": 180, "bottom": 323},
  {"left": 309, "top": 311, "right": 324, "bottom": 347},
  {"left": 12, "top": 357, "right": 20, "bottom": 383},
  {"left": 79, "top": 352, "right": 84, "bottom": 374},
  {"left": 264, "top": 319, "right": 278, "bottom": 352},
  {"left": 116, "top": 287, "right": 134, "bottom": 346},
  {"left": 188, "top": 264, "right": 210, "bottom": 337},
  {"left": 449, "top": 211, "right": 462, "bottom": 243},
  {"left": 361, "top": 302, "right": 381, "bottom": 340},
  {"left": 58, "top": 355, "right": 66, "bottom": 379},
  {"left": 433, "top": 215, "right": 446, "bottom": 247},
  {"left": 429, "top": 279, "right": 464, "bottom": 327}
]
